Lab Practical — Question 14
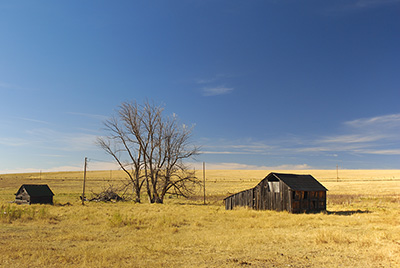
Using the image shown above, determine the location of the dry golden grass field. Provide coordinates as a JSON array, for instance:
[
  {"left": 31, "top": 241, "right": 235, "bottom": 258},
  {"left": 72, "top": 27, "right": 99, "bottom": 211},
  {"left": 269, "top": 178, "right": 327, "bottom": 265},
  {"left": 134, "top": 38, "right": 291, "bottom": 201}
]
[{"left": 1, "top": 170, "right": 400, "bottom": 267}]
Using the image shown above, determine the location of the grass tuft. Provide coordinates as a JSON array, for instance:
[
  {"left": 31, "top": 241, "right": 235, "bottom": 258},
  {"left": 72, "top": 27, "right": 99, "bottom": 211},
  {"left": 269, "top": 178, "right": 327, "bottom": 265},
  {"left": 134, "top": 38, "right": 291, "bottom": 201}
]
[
  {"left": 315, "top": 229, "right": 353, "bottom": 244},
  {"left": 0, "top": 204, "right": 55, "bottom": 223}
]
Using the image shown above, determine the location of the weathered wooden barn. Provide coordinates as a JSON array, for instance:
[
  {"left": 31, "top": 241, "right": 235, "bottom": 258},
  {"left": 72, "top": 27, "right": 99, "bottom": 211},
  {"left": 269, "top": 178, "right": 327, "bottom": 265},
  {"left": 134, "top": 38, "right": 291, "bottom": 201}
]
[
  {"left": 224, "top": 173, "right": 328, "bottom": 213},
  {"left": 15, "top": 184, "right": 54, "bottom": 205}
]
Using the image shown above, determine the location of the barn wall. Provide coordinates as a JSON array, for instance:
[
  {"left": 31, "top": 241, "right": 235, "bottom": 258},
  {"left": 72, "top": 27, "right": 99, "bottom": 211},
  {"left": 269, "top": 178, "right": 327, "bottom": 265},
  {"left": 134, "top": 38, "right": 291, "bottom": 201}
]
[
  {"left": 224, "top": 181, "right": 327, "bottom": 213},
  {"left": 253, "top": 180, "right": 290, "bottom": 212},
  {"left": 290, "top": 190, "right": 326, "bottom": 213},
  {"left": 224, "top": 188, "right": 254, "bottom": 210},
  {"left": 225, "top": 180, "right": 292, "bottom": 212}
]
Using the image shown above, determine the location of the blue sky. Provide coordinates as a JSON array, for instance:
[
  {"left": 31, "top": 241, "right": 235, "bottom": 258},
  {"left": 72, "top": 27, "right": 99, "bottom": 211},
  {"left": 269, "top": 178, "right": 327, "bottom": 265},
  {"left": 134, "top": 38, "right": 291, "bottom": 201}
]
[{"left": 1, "top": 0, "right": 399, "bottom": 173}]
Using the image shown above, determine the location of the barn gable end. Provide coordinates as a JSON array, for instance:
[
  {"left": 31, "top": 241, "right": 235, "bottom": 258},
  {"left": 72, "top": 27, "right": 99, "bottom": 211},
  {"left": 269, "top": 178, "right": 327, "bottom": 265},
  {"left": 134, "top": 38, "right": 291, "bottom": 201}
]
[
  {"left": 224, "top": 172, "right": 327, "bottom": 213},
  {"left": 15, "top": 184, "right": 54, "bottom": 205}
]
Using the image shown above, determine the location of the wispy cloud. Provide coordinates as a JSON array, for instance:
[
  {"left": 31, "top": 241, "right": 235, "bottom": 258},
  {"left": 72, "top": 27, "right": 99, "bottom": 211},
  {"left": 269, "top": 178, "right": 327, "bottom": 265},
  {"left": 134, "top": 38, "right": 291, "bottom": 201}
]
[
  {"left": 200, "top": 140, "right": 275, "bottom": 155},
  {"left": 196, "top": 73, "right": 235, "bottom": 97},
  {"left": 12, "top": 117, "right": 51, "bottom": 125},
  {"left": 202, "top": 151, "right": 249, "bottom": 155},
  {"left": 354, "top": 149, "right": 400, "bottom": 155},
  {"left": 199, "top": 113, "right": 400, "bottom": 167},
  {"left": 202, "top": 86, "right": 234, "bottom": 96},
  {"left": 345, "top": 114, "right": 400, "bottom": 129},
  {"left": 0, "top": 165, "right": 91, "bottom": 174},
  {"left": 308, "top": 113, "right": 400, "bottom": 155},
  {"left": 188, "top": 162, "right": 312, "bottom": 170},
  {"left": 0, "top": 161, "right": 125, "bottom": 175},
  {"left": 319, "top": 134, "right": 386, "bottom": 144},
  {"left": 0, "top": 137, "right": 30, "bottom": 147},
  {"left": 196, "top": 78, "right": 217, "bottom": 84},
  {"left": 341, "top": 114, "right": 400, "bottom": 143},
  {"left": 67, "top": 112, "right": 108, "bottom": 121},
  {"left": 0, "top": 127, "right": 99, "bottom": 153},
  {"left": 195, "top": 74, "right": 234, "bottom": 85}
]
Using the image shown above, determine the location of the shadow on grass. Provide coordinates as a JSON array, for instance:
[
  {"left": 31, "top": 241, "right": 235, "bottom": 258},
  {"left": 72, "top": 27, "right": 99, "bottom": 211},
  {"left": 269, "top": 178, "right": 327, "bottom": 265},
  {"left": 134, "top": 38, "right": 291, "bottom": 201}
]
[{"left": 327, "top": 209, "right": 370, "bottom": 216}]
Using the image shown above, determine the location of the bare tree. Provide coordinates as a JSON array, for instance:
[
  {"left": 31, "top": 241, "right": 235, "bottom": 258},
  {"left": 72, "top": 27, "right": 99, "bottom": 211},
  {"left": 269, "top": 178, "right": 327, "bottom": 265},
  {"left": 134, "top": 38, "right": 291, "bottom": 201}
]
[
  {"left": 97, "top": 113, "right": 144, "bottom": 202},
  {"left": 97, "top": 100, "right": 200, "bottom": 203}
]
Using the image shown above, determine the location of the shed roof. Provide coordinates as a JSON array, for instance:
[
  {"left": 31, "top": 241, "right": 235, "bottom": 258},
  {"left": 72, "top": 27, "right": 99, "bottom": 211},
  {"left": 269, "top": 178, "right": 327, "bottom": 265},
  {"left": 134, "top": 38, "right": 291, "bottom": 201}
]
[
  {"left": 16, "top": 184, "right": 54, "bottom": 197},
  {"left": 265, "top": 173, "right": 328, "bottom": 191}
]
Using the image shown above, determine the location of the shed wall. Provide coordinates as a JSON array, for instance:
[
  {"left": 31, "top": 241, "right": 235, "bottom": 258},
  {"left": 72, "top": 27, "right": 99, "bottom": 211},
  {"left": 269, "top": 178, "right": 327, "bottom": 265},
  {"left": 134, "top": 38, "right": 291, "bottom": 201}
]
[{"left": 15, "top": 187, "right": 54, "bottom": 205}]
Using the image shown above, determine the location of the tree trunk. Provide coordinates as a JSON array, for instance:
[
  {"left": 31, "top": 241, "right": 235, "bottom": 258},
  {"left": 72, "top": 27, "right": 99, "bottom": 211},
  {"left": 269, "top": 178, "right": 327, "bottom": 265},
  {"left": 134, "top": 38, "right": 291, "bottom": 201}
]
[
  {"left": 135, "top": 186, "right": 141, "bottom": 203},
  {"left": 151, "top": 196, "right": 163, "bottom": 203}
]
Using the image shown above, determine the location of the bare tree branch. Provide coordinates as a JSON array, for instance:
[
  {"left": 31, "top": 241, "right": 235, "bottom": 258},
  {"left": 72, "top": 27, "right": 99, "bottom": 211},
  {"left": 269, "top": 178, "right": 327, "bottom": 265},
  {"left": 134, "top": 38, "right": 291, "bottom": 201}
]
[{"left": 97, "top": 100, "right": 200, "bottom": 203}]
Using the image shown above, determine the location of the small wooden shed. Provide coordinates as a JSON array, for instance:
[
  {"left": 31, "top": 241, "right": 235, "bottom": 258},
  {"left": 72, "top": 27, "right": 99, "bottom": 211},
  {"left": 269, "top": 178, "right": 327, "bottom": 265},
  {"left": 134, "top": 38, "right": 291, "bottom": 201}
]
[
  {"left": 15, "top": 184, "right": 54, "bottom": 205},
  {"left": 224, "top": 173, "right": 327, "bottom": 213}
]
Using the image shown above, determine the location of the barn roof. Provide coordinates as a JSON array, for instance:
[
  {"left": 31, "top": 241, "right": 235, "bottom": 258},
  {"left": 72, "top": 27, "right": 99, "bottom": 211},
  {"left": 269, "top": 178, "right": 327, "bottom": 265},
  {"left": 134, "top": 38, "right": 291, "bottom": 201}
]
[
  {"left": 266, "top": 173, "right": 328, "bottom": 191},
  {"left": 16, "top": 184, "right": 54, "bottom": 197}
]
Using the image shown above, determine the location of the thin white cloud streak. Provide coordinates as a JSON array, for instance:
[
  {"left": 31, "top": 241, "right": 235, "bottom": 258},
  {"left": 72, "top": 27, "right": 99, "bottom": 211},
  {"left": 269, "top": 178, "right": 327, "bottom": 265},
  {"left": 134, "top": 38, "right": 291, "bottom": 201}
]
[
  {"left": 37, "top": 154, "right": 66, "bottom": 158},
  {"left": 0, "top": 123, "right": 100, "bottom": 153},
  {"left": 354, "top": 149, "right": 400, "bottom": 155},
  {"left": 43, "top": 132, "right": 98, "bottom": 152},
  {"left": 196, "top": 74, "right": 234, "bottom": 85},
  {"left": 0, "top": 127, "right": 99, "bottom": 152},
  {"left": 0, "top": 166, "right": 82, "bottom": 174},
  {"left": 201, "top": 151, "right": 250, "bottom": 155},
  {"left": 227, "top": 143, "right": 275, "bottom": 151},
  {"left": 196, "top": 73, "right": 235, "bottom": 96},
  {"left": 318, "top": 134, "right": 386, "bottom": 144},
  {"left": 310, "top": 113, "right": 400, "bottom": 155},
  {"left": 0, "top": 137, "right": 30, "bottom": 147},
  {"left": 12, "top": 116, "right": 51, "bottom": 125},
  {"left": 188, "top": 162, "right": 312, "bottom": 170},
  {"left": 3, "top": 160, "right": 311, "bottom": 174},
  {"left": 200, "top": 140, "right": 275, "bottom": 155},
  {"left": 196, "top": 78, "right": 216, "bottom": 84},
  {"left": 67, "top": 112, "right": 108, "bottom": 121},
  {"left": 3, "top": 113, "right": 399, "bottom": 173},
  {"left": 202, "top": 86, "right": 234, "bottom": 96},
  {"left": 200, "top": 113, "right": 400, "bottom": 157},
  {"left": 201, "top": 150, "right": 274, "bottom": 155},
  {"left": 0, "top": 161, "right": 120, "bottom": 174},
  {"left": 345, "top": 114, "right": 400, "bottom": 129}
]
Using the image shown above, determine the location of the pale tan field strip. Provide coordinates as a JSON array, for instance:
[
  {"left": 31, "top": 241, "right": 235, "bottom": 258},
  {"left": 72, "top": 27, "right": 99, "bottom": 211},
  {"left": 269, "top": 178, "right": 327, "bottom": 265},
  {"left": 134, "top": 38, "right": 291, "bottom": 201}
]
[{"left": 1, "top": 170, "right": 399, "bottom": 267}]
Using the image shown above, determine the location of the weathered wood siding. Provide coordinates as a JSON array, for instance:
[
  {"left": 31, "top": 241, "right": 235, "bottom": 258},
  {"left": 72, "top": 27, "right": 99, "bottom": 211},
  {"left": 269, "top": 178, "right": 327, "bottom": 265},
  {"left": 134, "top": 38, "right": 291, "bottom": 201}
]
[
  {"left": 252, "top": 180, "right": 287, "bottom": 211},
  {"left": 15, "top": 189, "right": 30, "bottom": 203},
  {"left": 290, "top": 190, "right": 326, "bottom": 213},
  {"left": 224, "top": 181, "right": 326, "bottom": 213},
  {"left": 224, "top": 188, "right": 254, "bottom": 210}
]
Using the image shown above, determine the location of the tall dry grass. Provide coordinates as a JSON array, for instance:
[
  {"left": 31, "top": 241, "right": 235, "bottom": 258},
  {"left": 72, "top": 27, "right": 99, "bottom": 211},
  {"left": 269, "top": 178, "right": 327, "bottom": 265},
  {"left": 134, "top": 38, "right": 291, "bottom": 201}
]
[{"left": 0, "top": 170, "right": 399, "bottom": 267}]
